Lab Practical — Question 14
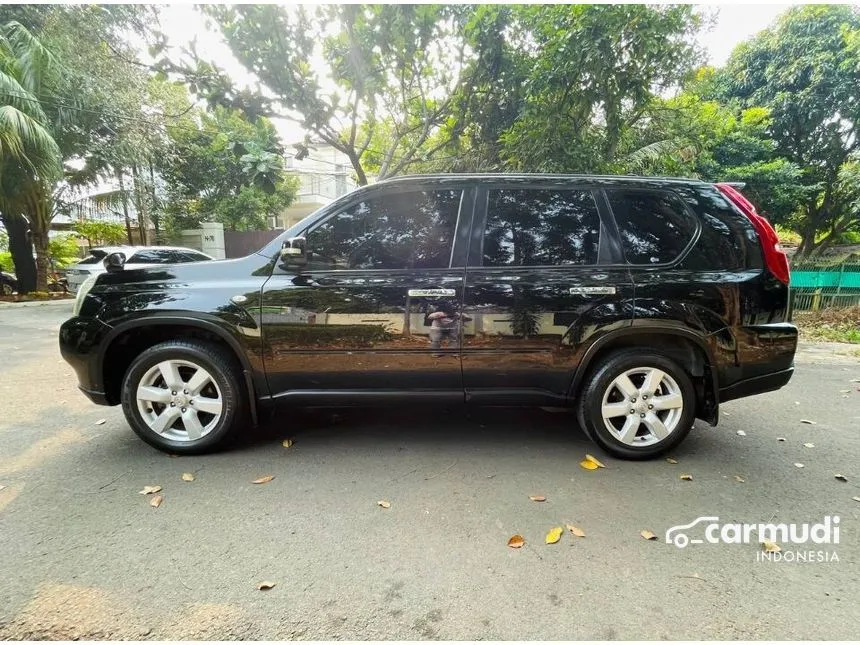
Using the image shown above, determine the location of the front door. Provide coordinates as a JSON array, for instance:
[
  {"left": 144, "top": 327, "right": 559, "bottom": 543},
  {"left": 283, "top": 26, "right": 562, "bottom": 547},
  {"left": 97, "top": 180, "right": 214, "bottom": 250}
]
[
  {"left": 261, "top": 185, "right": 473, "bottom": 400},
  {"left": 461, "top": 184, "right": 634, "bottom": 403}
]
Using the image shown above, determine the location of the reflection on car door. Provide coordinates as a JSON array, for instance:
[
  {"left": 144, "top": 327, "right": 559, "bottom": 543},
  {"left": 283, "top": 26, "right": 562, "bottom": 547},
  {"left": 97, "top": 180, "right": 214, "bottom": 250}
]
[
  {"left": 462, "top": 184, "right": 634, "bottom": 404},
  {"left": 260, "top": 185, "right": 474, "bottom": 400}
]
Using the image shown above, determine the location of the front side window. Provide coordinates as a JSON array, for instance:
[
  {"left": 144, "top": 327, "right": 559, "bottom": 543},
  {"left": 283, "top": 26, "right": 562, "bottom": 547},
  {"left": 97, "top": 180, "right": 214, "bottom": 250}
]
[
  {"left": 607, "top": 190, "right": 697, "bottom": 265},
  {"left": 307, "top": 189, "right": 462, "bottom": 270},
  {"left": 481, "top": 188, "right": 601, "bottom": 267}
]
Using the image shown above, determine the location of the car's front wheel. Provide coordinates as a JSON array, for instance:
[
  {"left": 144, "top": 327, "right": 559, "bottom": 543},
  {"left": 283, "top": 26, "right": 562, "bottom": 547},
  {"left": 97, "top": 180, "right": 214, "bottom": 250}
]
[
  {"left": 577, "top": 350, "right": 696, "bottom": 460},
  {"left": 121, "top": 340, "right": 245, "bottom": 454}
]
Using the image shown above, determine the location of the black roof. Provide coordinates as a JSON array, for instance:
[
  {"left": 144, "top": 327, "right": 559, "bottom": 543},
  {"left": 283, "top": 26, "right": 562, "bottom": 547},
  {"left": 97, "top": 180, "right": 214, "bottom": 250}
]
[{"left": 374, "top": 173, "right": 710, "bottom": 187}]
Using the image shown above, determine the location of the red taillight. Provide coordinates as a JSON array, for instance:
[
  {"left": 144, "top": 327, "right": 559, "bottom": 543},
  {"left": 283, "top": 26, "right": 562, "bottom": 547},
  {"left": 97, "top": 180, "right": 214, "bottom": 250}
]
[{"left": 714, "top": 183, "right": 790, "bottom": 285}]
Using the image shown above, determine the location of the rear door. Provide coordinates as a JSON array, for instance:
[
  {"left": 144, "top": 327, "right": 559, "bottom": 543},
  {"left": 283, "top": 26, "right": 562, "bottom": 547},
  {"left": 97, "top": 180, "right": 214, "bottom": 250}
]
[
  {"left": 461, "top": 183, "right": 634, "bottom": 403},
  {"left": 260, "top": 183, "right": 475, "bottom": 399}
]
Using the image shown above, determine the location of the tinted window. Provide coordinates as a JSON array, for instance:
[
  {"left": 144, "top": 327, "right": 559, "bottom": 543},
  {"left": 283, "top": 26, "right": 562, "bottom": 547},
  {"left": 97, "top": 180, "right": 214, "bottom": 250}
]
[
  {"left": 179, "top": 251, "right": 212, "bottom": 262},
  {"left": 78, "top": 256, "right": 103, "bottom": 265},
  {"left": 308, "top": 189, "right": 462, "bottom": 270},
  {"left": 126, "top": 249, "right": 178, "bottom": 264},
  {"left": 607, "top": 190, "right": 697, "bottom": 264},
  {"left": 482, "top": 189, "right": 600, "bottom": 267}
]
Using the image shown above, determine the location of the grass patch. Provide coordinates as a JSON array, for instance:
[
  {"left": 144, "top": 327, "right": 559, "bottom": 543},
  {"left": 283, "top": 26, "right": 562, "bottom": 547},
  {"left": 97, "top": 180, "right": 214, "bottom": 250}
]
[{"left": 793, "top": 306, "right": 860, "bottom": 344}]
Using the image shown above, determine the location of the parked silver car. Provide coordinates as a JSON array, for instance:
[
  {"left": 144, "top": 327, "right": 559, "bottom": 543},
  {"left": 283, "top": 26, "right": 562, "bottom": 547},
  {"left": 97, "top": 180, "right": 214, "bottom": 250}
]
[{"left": 65, "top": 246, "right": 214, "bottom": 292}]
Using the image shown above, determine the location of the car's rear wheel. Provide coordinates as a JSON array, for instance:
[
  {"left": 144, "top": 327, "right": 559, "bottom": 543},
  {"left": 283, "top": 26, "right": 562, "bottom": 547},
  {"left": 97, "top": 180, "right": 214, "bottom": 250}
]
[
  {"left": 121, "top": 340, "right": 245, "bottom": 454},
  {"left": 1, "top": 281, "right": 14, "bottom": 296},
  {"left": 577, "top": 349, "right": 696, "bottom": 460}
]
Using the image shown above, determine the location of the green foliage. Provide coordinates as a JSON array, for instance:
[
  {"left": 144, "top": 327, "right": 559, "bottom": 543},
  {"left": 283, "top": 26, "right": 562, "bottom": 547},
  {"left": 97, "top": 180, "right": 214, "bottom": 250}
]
[
  {"left": 72, "top": 220, "right": 127, "bottom": 246},
  {"left": 711, "top": 5, "right": 860, "bottom": 256},
  {"left": 161, "top": 106, "right": 299, "bottom": 232},
  {"left": 47, "top": 233, "right": 79, "bottom": 268}
]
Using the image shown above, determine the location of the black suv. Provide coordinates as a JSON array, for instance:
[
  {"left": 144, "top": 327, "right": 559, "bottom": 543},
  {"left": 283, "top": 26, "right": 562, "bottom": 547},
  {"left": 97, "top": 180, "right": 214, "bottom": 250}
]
[{"left": 59, "top": 175, "right": 797, "bottom": 459}]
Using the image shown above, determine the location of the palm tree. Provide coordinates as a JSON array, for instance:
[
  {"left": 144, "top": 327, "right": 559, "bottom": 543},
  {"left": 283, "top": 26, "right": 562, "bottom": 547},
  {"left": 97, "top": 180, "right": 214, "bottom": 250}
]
[{"left": 0, "top": 20, "right": 63, "bottom": 292}]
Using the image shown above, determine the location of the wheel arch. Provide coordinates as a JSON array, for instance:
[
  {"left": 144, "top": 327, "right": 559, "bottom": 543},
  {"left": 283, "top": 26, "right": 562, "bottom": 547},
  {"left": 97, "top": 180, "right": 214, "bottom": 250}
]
[
  {"left": 570, "top": 325, "right": 719, "bottom": 424},
  {"left": 98, "top": 315, "right": 260, "bottom": 425}
]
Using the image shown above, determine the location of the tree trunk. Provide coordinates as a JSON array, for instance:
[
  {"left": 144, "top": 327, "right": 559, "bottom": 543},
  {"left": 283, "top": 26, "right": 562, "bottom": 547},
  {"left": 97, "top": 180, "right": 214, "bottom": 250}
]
[
  {"left": 132, "top": 164, "right": 149, "bottom": 246},
  {"left": 0, "top": 212, "right": 36, "bottom": 293},
  {"left": 25, "top": 189, "right": 53, "bottom": 293},
  {"left": 116, "top": 168, "right": 134, "bottom": 245},
  {"left": 149, "top": 161, "right": 160, "bottom": 240},
  {"left": 347, "top": 150, "right": 369, "bottom": 186}
]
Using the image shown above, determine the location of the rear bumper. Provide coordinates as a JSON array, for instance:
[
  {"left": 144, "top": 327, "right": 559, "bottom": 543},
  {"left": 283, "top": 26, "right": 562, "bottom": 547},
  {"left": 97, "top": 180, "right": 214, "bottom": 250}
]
[{"left": 719, "top": 367, "right": 794, "bottom": 403}]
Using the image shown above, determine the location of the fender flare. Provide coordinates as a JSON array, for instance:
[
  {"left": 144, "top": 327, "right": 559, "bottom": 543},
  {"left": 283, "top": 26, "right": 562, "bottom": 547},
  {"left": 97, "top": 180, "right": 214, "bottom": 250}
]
[
  {"left": 100, "top": 314, "right": 262, "bottom": 425},
  {"left": 569, "top": 324, "right": 720, "bottom": 423}
]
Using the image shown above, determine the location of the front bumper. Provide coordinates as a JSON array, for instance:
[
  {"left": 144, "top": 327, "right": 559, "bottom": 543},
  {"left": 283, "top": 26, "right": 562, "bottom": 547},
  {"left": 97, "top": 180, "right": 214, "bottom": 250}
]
[{"left": 59, "top": 315, "right": 114, "bottom": 405}]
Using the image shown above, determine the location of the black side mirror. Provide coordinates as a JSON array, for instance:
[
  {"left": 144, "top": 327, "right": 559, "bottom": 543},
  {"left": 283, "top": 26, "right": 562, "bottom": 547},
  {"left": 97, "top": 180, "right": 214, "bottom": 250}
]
[
  {"left": 280, "top": 237, "right": 307, "bottom": 267},
  {"left": 103, "top": 252, "right": 126, "bottom": 272}
]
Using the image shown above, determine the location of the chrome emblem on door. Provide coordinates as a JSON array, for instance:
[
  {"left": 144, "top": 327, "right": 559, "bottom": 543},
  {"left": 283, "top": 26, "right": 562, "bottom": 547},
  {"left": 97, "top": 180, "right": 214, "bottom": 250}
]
[
  {"left": 569, "top": 286, "right": 616, "bottom": 295},
  {"left": 408, "top": 288, "right": 457, "bottom": 297}
]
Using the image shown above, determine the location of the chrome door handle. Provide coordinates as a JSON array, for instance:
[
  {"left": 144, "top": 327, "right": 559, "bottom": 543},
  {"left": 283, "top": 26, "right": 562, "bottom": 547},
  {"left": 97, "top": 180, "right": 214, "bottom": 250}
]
[
  {"left": 569, "top": 286, "right": 616, "bottom": 295},
  {"left": 408, "top": 288, "right": 456, "bottom": 297}
]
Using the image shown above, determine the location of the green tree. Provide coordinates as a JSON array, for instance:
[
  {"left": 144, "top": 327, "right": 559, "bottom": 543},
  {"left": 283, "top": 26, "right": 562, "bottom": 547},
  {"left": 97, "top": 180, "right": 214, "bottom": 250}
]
[
  {"left": 72, "top": 220, "right": 127, "bottom": 248},
  {"left": 712, "top": 5, "right": 860, "bottom": 256},
  {"left": 165, "top": 4, "right": 476, "bottom": 185},
  {"left": 161, "top": 106, "right": 299, "bottom": 232}
]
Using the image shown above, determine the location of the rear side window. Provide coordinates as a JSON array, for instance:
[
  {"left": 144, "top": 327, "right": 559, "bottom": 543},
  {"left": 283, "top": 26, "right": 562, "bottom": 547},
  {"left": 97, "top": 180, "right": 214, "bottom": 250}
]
[
  {"left": 179, "top": 251, "right": 212, "bottom": 262},
  {"left": 607, "top": 190, "right": 697, "bottom": 265},
  {"left": 126, "top": 249, "right": 179, "bottom": 264},
  {"left": 482, "top": 188, "right": 600, "bottom": 267},
  {"left": 78, "top": 256, "right": 103, "bottom": 265}
]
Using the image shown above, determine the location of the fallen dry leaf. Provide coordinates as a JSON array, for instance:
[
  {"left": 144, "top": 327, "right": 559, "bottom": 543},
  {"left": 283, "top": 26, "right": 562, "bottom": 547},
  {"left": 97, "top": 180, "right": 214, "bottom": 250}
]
[
  {"left": 94, "top": 418, "right": 106, "bottom": 426},
  {"left": 640, "top": 530, "right": 658, "bottom": 541},
  {"left": 257, "top": 581, "right": 277, "bottom": 590},
  {"left": 138, "top": 485, "right": 162, "bottom": 495},
  {"left": 584, "top": 454, "right": 606, "bottom": 468},
  {"left": 252, "top": 475, "right": 275, "bottom": 484},
  {"left": 736, "top": 430, "right": 747, "bottom": 436},
  {"left": 377, "top": 500, "right": 391, "bottom": 509},
  {"left": 680, "top": 474, "right": 693, "bottom": 481},
  {"left": 545, "top": 526, "right": 564, "bottom": 544},
  {"left": 281, "top": 439, "right": 293, "bottom": 448},
  {"left": 800, "top": 419, "right": 817, "bottom": 425},
  {"left": 507, "top": 535, "right": 525, "bottom": 548},
  {"left": 794, "top": 463, "right": 805, "bottom": 468},
  {"left": 529, "top": 495, "right": 547, "bottom": 502},
  {"left": 852, "top": 496, "right": 860, "bottom": 503},
  {"left": 579, "top": 459, "right": 599, "bottom": 470},
  {"left": 761, "top": 540, "right": 781, "bottom": 553},
  {"left": 181, "top": 472, "right": 195, "bottom": 482},
  {"left": 567, "top": 524, "right": 585, "bottom": 538},
  {"left": 803, "top": 443, "right": 815, "bottom": 448},
  {"left": 834, "top": 474, "right": 848, "bottom": 483},
  {"left": 777, "top": 437, "right": 786, "bottom": 442},
  {"left": 839, "top": 389, "right": 851, "bottom": 393},
  {"left": 149, "top": 494, "right": 163, "bottom": 508},
  {"left": 665, "top": 457, "right": 678, "bottom": 464},
  {"left": 734, "top": 475, "right": 745, "bottom": 483}
]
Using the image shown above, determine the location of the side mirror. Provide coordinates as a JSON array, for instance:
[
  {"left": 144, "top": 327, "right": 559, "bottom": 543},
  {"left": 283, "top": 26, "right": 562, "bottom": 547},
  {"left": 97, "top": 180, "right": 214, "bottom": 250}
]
[
  {"left": 280, "top": 237, "right": 307, "bottom": 267},
  {"left": 103, "top": 252, "right": 126, "bottom": 273}
]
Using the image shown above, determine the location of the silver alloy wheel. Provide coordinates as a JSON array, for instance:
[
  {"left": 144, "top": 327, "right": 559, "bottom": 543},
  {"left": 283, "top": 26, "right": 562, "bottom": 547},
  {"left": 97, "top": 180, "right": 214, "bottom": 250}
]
[
  {"left": 600, "top": 367, "right": 684, "bottom": 446},
  {"left": 136, "top": 359, "right": 223, "bottom": 442}
]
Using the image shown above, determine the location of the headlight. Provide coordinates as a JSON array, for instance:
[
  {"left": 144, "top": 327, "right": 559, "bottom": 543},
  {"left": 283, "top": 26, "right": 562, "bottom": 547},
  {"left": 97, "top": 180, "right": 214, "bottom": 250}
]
[{"left": 73, "top": 274, "right": 98, "bottom": 316}]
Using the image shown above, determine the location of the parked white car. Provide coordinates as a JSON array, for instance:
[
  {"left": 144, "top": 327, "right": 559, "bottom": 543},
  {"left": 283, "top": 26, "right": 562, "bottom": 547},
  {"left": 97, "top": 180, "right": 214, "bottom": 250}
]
[{"left": 65, "top": 246, "right": 214, "bottom": 293}]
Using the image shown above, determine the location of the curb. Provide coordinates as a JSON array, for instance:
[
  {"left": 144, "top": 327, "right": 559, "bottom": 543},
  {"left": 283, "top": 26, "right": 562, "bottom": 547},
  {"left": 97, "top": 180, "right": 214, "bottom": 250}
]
[{"left": 0, "top": 298, "right": 74, "bottom": 309}]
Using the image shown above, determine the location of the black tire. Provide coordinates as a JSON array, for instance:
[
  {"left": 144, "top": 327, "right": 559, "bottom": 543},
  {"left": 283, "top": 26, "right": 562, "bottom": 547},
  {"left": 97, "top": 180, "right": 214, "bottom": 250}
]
[
  {"left": 121, "top": 340, "right": 246, "bottom": 454},
  {"left": 576, "top": 349, "right": 696, "bottom": 460},
  {"left": 0, "top": 281, "right": 14, "bottom": 296}
]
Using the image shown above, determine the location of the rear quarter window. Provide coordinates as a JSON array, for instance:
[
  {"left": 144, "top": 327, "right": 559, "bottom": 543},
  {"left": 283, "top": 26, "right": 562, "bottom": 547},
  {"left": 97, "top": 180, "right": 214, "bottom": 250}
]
[
  {"left": 606, "top": 189, "right": 697, "bottom": 265},
  {"left": 673, "top": 187, "right": 763, "bottom": 270}
]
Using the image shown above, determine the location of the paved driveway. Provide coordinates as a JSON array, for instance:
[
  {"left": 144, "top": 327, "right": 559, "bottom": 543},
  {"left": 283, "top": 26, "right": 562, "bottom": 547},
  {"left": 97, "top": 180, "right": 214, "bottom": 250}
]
[{"left": 1, "top": 302, "right": 858, "bottom": 639}]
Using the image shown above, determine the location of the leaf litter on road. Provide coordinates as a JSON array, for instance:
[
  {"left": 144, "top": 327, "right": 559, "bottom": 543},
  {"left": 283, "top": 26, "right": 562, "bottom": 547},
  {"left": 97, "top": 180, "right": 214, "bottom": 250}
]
[
  {"left": 580, "top": 453, "right": 606, "bottom": 470},
  {"left": 852, "top": 496, "right": 860, "bottom": 503},
  {"left": 734, "top": 475, "right": 746, "bottom": 483},
  {"left": 252, "top": 475, "right": 275, "bottom": 484},
  {"left": 680, "top": 474, "right": 693, "bottom": 481},
  {"left": 545, "top": 527, "right": 563, "bottom": 544},
  {"left": 138, "top": 485, "right": 162, "bottom": 495},
  {"left": 800, "top": 419, "right": 817, "bottom": 425},
  {"left": 282, "top": 439, "right": 293, "bottom": 448},
  {"left": 94, "top": 418, "right": 106, "bottom": 425},
  {"left": 736, "top": 430, "right": 746, "bottom": 436},
  {"left": 377, "top": 500, "right": 391, "bottom": 509},
  {"left": 762, "top": 540, "right": 781, "bottom": 553},
  {"left": 803, "top": 443, "right": 815, "bottom": 448},
  {"left": 665, "top": 457, "right": 678, "bottom": 464},
  {"left": 149, "top": 494, "right": 163, "bottom": 508},
  {"left": 794, "top": 463, "right": 804, "bottom": 468},
  {"left": 529, "top": 495, "right": 546, "bottom": 502},
  {"left": 507, "top": 535, "right": 525, "bottom": 548},
  {"left": 257, "top": 581, "right": 277, "bottom": 590},
  {"left": 567, "top": 524, "right": 585, "bottom": 538},
  {"left": 777, "top": 437, "right": 786, "bottom": 442},
  {"left": 834, "top": 474, "right": 848, "bottom": 482},
  {"left": 640, "top": 530, "right": 658, "bottom": 541},
  {"left": 181, "top": 472, "right": 195, "bottom": 482}
]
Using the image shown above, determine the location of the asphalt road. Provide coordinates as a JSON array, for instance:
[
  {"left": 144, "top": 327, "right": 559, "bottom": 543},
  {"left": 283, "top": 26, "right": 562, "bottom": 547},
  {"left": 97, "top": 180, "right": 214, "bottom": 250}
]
[{"left": 1, "top": 302, "right": 859, "bottom": 640}]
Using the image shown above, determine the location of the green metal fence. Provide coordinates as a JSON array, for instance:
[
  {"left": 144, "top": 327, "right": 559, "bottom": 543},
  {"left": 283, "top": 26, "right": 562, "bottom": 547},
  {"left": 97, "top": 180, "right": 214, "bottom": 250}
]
[{"left": 789, "top": 261, "right": 860, "bottom": 312}]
